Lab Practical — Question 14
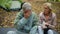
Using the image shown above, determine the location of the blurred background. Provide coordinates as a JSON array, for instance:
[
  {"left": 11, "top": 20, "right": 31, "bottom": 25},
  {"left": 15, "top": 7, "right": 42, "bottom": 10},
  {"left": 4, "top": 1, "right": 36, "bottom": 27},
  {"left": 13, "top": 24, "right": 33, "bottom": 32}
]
[{"left": 0, "top": 0, "right": 60, "bottom": 33}]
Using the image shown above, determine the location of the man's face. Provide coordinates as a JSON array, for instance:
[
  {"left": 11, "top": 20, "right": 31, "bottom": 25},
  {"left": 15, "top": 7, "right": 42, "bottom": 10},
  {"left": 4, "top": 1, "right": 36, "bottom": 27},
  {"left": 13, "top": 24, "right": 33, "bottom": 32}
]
[
  {"left": 43, "top": 6, "right": 50, "bottom": 14},
  {"left": 24, "top": 10, "right": 31, "bottom": 18}
]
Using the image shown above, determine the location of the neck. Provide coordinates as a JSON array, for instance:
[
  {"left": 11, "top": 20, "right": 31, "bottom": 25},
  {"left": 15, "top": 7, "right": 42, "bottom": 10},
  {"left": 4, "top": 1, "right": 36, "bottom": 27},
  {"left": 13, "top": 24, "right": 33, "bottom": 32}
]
[{"left": 44, "top": 12, "right": 51, "bottom": 16}]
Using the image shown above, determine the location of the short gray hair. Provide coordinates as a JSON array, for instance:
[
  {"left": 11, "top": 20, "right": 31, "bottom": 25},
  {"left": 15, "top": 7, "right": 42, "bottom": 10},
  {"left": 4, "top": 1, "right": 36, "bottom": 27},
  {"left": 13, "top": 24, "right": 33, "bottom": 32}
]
[{"left": 22, "top": 2, "right": 32, "bottom": 10}]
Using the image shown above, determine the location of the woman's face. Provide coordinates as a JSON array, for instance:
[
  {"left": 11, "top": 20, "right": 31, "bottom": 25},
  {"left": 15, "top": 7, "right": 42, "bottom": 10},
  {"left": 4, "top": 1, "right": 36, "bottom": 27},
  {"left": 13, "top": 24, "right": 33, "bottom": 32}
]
[{"left": 43, "top": 6, "right": 50, "bottom": 14}]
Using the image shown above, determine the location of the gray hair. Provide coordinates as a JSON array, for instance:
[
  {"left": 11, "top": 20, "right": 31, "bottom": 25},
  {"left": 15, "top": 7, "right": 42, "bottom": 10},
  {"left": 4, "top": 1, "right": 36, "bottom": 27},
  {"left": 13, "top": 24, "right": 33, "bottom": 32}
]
[
  {"left": 43, "top": 3, "right": 52, "bottom": 10},
  {"left": 22, "top": 2, "right": 32, "bottom": 10}
]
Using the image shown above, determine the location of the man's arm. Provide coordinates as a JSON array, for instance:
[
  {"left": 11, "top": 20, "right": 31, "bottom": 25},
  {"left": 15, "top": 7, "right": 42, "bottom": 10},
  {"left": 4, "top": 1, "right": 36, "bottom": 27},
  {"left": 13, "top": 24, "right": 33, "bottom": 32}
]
[
  {"left": 14, "top": 10, "right": 30, "bottom": 30},
  {"left": 16, "top": 17, "right": 28, "bottom": 30},
  {"left": 14, "top": 10, "right": 23, "bottom": 25},
  {"left": 14, "top": 10, "right": 24, "bottom": 29},
  {"left": 32, "top": 12, "right": 39, "bottom": 26}
]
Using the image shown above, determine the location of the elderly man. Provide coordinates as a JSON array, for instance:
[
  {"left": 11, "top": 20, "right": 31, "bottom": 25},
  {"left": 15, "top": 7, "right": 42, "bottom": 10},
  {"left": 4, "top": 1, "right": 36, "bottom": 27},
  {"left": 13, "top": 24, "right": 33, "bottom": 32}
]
[
  {"left": 38, "top": 3, "right": 57, "bottom": 34},
  {"left": 7, "top": 2, "right": 38, "bottom": 34}
]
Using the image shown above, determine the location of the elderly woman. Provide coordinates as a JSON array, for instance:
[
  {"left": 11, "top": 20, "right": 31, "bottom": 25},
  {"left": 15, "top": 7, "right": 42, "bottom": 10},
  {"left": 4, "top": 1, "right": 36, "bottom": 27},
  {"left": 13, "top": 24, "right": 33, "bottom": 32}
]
[
  {"left": 38, "top": 3, "right": 57, "bottom": 34},
  {"left": 7, "top": 2, "right": 38, "bottom": 34}
]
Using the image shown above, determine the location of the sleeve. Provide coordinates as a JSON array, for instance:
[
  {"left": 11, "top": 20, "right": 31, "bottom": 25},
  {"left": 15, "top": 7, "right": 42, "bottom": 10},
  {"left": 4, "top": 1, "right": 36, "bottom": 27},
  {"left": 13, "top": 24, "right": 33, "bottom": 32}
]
[
  {"left": 30, "top": 13, "right": 38, "bottom": 34},
  {"left": 14, "top": 11, "right": 24, "bottom": 29},
  {"left": 32, "top": 13, "right": 39, "bottom": 27},
  {"left": 39, "top": 13, "right": 43, "bottom": 26},
  {"left": 30, "top": 26, "right": 38, "bottom": 34},
  {"left": 14, "top": 11, "right": 23, "bottom": 25},
  {"left": 49, "top": 13, "right": 57, "bottom": 28},
  {"left": 16, "top": 17, "right": 28, "bottom": 30}
]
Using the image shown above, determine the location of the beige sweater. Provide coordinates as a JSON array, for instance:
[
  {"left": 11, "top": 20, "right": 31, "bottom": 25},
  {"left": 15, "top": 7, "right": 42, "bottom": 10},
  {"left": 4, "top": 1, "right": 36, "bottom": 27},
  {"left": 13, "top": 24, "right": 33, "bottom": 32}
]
[{"left": 39, "top": 12, "right": 57, "bottom": 29}]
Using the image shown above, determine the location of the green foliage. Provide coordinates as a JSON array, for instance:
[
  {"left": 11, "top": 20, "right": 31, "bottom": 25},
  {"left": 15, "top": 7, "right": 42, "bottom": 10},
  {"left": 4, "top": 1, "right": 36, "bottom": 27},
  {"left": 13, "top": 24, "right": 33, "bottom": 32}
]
[
  {"left": 47, "top": 0, "right": 60, "bottom": 2},
  {"left": 0, "top": 0, "right": 22, "bottom": 9},
  {"left": 5, "top": 0, "right": 12, "bottom": 8},
  {"left": 18, "top": 0, "right": 22, "bottom": 3},
  {"left": 0, "top": 0, "right": 12, "bottom": 8}
]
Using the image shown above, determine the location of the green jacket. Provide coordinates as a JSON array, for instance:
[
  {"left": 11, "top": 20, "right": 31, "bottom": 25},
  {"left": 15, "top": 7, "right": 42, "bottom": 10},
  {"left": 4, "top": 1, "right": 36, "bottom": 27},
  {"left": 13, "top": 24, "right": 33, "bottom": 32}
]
[
  {"left": 14, "top": 10, "right": 38, "bottom": 33},
  {"left": 0, "top": 0, "right": 22, "bottom": 9}
]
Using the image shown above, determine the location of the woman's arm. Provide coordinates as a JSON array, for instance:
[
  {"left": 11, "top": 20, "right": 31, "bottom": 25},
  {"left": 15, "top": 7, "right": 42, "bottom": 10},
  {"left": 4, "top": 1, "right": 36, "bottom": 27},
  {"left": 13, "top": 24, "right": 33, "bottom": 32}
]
[{"left": 49, "top": 13, "right": 57, "bottom": 28}]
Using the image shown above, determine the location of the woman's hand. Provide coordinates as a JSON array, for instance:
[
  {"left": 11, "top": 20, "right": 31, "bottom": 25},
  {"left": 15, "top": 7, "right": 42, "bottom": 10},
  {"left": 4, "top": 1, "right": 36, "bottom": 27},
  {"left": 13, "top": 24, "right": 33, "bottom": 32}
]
[
  {"left": 45, "top": 23, "right": 49, "bottom": 26},
  {"left": 42, "top": 25, "right": 47, "bottom": 29}
]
